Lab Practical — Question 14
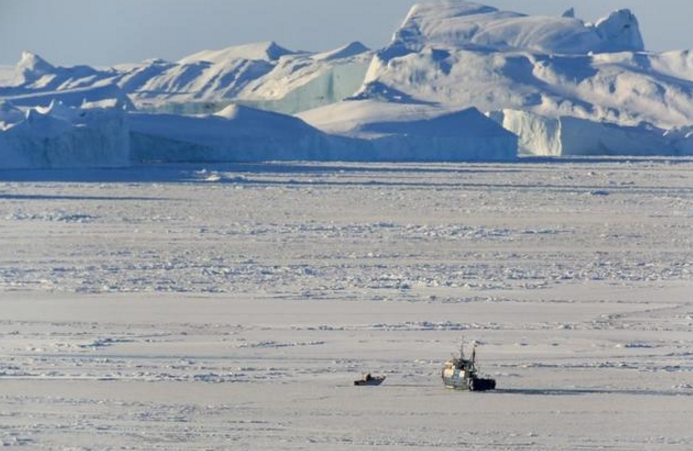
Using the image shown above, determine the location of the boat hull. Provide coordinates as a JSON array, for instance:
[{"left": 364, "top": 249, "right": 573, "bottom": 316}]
[{"left": 354, "top": 377, "right": 386, "bottom": 386}]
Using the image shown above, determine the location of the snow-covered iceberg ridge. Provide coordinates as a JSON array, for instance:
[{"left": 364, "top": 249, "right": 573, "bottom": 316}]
[
  {"left": 389, "top": 1, "right": 644, "bottom": 56},
  {"left": 131, "top": 104, "right": 517, "bottom": 163},
  {"left": 2, "top": 0, "right": 693, "bottom": 165},
  {"left": 1, "top": 42, "right": 373, "bottom": 116},
  {"left": 343, "top": 0, "right": 693, "bottom": 156},
  {"left": 0, "top": 100, "right": 518, "bottom": 168}
]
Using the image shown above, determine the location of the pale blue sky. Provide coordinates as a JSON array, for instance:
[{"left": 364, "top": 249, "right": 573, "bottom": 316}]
[{"left": 0, "top": 0, "right": 691, "bottom": 66}]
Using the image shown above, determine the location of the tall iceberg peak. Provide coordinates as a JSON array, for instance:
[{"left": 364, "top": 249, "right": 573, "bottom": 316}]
[
  {"left": 15, "top": 51, "right": 55, "bottom": 84},
  {"left": 388, "top": 0, "right": 645, "bottom": 55},
  {"left": 561, "top": 8, "right": 576, "bottom": 19},
  {"left": 17, "top": 51, "right": 54, "bottom": 73}
]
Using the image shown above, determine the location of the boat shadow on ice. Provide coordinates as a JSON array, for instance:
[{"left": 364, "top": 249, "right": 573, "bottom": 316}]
[{"left": 496, "top": 388, "right": 693, "bottom": 398}]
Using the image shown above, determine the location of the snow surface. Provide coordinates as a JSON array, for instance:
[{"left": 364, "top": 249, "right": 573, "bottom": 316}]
[
  {"left": 121, "top": 42, "right": 372, "bottom": 115},
  {"left": 0, "top": 160, "right": 691, "bottom": 449}
]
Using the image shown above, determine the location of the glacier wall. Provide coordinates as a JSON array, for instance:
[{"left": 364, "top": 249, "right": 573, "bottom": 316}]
[
  {"left": 0, "top": 103, "right": 130, "bottom": 169},
  {"left": 491, "top": 109, "right": 688, "bottom": 157},
  {"left": 239, "top": 60, "right": 371, "bottom": 115},
  {"left": 130, "top": 103, "right": 517, "bottom": 164}
]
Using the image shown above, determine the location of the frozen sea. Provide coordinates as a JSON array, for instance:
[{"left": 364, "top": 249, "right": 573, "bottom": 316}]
[{"left": 0, "top": 159, "right": 692, "bottom": 450}]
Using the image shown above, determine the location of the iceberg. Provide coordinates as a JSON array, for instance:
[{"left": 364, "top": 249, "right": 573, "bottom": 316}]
[
  {"left": 489, "top": 109, "right": 680, "bottom": 156},
  {"left": 300, "top": 99, "right": 518, "bottom": 161},
  {"left": 131, "top": 102, "right": 516, "bottom": 163},
  {"left": 363, "top": 1, "right": 690, "bottom": 128},
  {"left": 237, "top": 42, "right": 373, "bottom": 114},
  {"left": 129, "top": 104, "right": 343, "bottom": 162},
  {"left": 0, "top": 52, "right": 133, "bottom": 110},
  {"left": 0, "top": 101, "right": 24, "bottom": 129},
  {"left": 13, "top": 51, "right": 56, "bottom": 86},
  {"left": 389, "top": 1, "right": 644, "bottom": 56},
  {"left": 0, "top": 101, "right": 130, "bottom": 169},
  {"left": 1, "top": 44, "right": 372, "bottom": 116},
  {"left": 121, "top": 42, "right": 373, "bottom": 115},
  {"left": 121, "top": 56, "right": 274, "bottom": 114},
  {"left": 5, "top": 52, "right": 119, "bottom": 93},
  {"left": 178, "top": 41, "right": 296, "bottom": 64},
  {"left": 311, "top": 42, "right": 370, "bottom": 62},
  {"left": 352, "top": 0, "right": 693, "bottom": 155},
  {"left": 2, "top": 83, "right": 134, "bottom": 110},
  {"left": 2, "top": 0, "right": 693, "bottom": 162},
  {"left": 561, "top": 8, "right": 576, "bottom": 19}
]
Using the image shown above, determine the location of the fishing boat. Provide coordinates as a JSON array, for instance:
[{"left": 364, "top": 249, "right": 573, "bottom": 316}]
[
  {"left": 354, "top": 373, "right": 387, "bottom": 386},
  {"left": 442, "top": 343, "right": 496, "bottom": 392}
]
